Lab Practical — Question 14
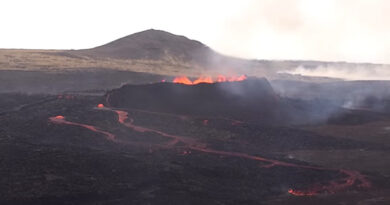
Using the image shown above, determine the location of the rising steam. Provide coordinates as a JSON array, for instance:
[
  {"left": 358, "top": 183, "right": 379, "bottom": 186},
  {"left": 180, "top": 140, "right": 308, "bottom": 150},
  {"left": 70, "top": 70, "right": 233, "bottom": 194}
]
[{"left": 281, "top": 65, "right": 390, "bottom": 80}]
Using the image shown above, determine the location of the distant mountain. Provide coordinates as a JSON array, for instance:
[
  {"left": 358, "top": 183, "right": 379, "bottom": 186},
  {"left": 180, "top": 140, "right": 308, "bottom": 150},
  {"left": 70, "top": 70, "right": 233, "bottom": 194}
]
[
  {"left": 79, "top": 29, "right": 243, "bottom": 67},
  {"left": 1, "top": 29, "right": 388, "bottom": 84}
]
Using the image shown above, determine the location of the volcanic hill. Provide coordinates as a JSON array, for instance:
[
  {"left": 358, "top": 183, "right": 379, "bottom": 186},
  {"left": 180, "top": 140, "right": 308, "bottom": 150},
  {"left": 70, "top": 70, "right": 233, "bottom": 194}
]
[
  {"left": 107, "top": 78, "right": 280, "bottom": 123},
  {"left": 1, "top": 29, "right": 387, "bottom": 95},
  {"left": 79, "top": 29, "right": 242, "bottom": 67}
]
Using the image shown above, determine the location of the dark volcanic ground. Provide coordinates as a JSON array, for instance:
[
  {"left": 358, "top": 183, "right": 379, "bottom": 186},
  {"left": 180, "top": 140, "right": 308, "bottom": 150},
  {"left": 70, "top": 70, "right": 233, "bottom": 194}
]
[
  {"left": 1, "top": 81, "right": 390, "bottom": 205},
  {"left": 0, "top": 69, "right": 168, "bottom": 94}
]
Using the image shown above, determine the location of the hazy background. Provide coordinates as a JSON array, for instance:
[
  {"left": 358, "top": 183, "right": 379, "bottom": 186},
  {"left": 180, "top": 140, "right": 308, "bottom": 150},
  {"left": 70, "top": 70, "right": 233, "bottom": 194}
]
[
  {"left": 281, "top": 65, "right": 390, "bottom": 81},
  {"left": 0, "top": 0, "right": 389, "bottom": 65}
]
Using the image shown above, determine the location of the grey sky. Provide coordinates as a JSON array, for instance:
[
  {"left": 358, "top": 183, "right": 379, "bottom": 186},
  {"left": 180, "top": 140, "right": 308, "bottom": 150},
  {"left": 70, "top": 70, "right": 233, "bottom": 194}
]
[{"left": 1, "top": 0, "right": 389, "bottom": 64}]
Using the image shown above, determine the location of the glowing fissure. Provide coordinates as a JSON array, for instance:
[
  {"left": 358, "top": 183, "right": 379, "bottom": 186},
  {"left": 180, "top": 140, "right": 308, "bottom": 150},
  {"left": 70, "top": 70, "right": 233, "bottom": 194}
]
[{"left": 172, "top": 75, "right": 247, "bottom": 85}]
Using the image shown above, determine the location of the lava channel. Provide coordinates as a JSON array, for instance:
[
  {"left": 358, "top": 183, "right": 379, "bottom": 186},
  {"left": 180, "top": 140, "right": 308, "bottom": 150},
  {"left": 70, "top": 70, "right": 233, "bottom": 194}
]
[
  {"left": 49, "top": 103, "right": 372, "bottom": 197},
  {"left": 49, "top": 115, "right": 116, "bottom": 142},
  {"left": 105, "top": 107, "right": 372, "bottom": 196}
]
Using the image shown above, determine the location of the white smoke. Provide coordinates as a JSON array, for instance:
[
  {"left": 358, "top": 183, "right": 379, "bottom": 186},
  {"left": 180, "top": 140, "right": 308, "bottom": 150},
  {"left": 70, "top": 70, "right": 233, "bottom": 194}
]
[{"left": 281, "top": 65, "right": 390, "bottom": 81}]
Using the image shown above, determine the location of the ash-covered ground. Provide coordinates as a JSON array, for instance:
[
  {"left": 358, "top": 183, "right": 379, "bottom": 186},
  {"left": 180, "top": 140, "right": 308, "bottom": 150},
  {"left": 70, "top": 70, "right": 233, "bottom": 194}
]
[{"left": 1, "top": 78, "right": 390, "bottom": 205}]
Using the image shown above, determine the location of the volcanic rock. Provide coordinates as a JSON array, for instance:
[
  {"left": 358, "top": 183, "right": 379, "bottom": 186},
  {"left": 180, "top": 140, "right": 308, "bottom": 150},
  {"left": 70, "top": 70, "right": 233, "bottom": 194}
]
[
  {"left": 79, "top": 29, "right": 244, "bottom": 67},
  {"left": 107, "top": 78, "right": 289, "bottom": 124}
]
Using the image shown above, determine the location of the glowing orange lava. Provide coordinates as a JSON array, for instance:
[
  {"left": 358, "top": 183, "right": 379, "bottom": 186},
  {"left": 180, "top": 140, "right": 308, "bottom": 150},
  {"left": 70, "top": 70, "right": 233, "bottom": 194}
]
[
  {"left": 49, "top": 115, "right": 116, "bottom": 141},
  {"left": 54, "top": 115, "right": 65, "bottom": 120},
  {"left": 216, "top": 75, "right": 227, "bottom": 82},
  {"left": 172, "top": 75, "right": 247, "bottom": 85},
  {"left": 193, "top": 76, "right": 213, "bottom": 84},
  {"left": 97, "top": 104, "right": 104, "bottom": 108},
  {"left": 288, "top": 189, "right": 316, "bottom": 196},
  {"left": 172, "top": 76, "right": 193, "bottom": 85},
  {"left": 49, "top": 100, "right": 372, "bottom": 197},
  {"left": 109, "top": 108, "right": 371, "bottom": 196},
  {"left": 235, "top": 75, "right": 248, "bottom": 81}
]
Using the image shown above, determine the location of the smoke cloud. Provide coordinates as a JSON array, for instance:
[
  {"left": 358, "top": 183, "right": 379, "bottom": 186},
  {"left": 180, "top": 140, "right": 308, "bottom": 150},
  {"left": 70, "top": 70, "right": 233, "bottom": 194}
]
[
  {"left": 281, "top": 65, "right": 390, "bottom": 80},
  {"left": 215, "top": 0, "right": 390, "bottom": 64}
]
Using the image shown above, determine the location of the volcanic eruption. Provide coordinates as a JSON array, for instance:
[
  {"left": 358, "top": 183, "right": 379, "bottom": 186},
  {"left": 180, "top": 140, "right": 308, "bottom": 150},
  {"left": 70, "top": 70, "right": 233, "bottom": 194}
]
[
  {"left": 172, "top": 75, "right": 247, "bottom": 85},
  {"left": 48, "top": 90, "right": 372, "bottom": 198},
  {"left": 106, "top": 77, "right": 288, "bottom": 124}
]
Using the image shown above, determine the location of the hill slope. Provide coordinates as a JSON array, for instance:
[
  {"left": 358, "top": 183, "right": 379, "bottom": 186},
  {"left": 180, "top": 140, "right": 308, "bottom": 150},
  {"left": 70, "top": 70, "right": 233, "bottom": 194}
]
[
  {"left": 78, "top": 29, "right": 248, "bottom": 69},
  {"left": 0, "top": 29, "right": 388, "bottom": 84}
]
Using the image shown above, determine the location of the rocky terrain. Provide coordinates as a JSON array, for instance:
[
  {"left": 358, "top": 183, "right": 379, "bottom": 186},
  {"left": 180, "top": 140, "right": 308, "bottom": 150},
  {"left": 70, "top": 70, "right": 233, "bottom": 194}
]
[
  {"left": 1, "top": 79, "right": 390, "bottom": 204},
  {"left": 1, "top": 29, "right": 389, "bottom": 94},
  {"left": 1, "top": 29, "right": 390, "bottom": 204}
]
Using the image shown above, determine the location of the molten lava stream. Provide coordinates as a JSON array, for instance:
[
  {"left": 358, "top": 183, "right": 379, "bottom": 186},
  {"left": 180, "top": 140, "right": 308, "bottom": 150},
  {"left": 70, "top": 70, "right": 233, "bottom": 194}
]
[
  {"left": 114, "top": 109, "right": 205, "bottom": 148},
  {"left": 104, "top": 107, "right": 371, "bottom": 196},
  {"left": 49, "top": 115, "right": 116, "bottom": 142},
  {"left": 49, "top": 103, "right": 372, "bottom": 196}
]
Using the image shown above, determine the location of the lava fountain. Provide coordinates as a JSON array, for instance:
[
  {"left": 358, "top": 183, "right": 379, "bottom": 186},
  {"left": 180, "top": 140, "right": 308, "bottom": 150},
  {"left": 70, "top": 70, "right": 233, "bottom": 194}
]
[{"left": 172, "top": 75, "right": 247, "bottom": 85}]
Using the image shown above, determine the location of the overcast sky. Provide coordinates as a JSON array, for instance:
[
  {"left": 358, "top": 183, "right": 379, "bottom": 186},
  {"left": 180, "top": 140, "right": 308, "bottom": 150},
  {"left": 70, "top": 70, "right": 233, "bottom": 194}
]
[{"left": 1, "top": 0, "right": 389, "bottom": 64}]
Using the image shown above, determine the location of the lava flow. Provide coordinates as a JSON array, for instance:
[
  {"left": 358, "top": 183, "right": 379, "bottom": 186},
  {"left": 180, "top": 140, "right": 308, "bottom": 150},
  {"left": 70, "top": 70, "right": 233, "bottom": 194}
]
[
  {"left": 114, "top": 109, "right": 205, "bottom": 148},
  {"left": 49, "top": 115, "right": 116, "bottom": 142},
  {"left": 48, "top": 101, "right": 372, "bottom": 197},
  {"left": 105, "top": 107, "right": 371, "bottom": 196},
  {"left": 172, "top": 75, "right": 247, "bottom": 85}
]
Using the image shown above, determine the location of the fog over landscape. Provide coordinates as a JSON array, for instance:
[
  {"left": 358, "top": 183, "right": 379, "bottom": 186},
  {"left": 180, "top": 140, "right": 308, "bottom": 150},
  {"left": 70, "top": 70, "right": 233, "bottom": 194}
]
[{"left": 282, "top": 65, "right": 390, "bottom": 80}]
